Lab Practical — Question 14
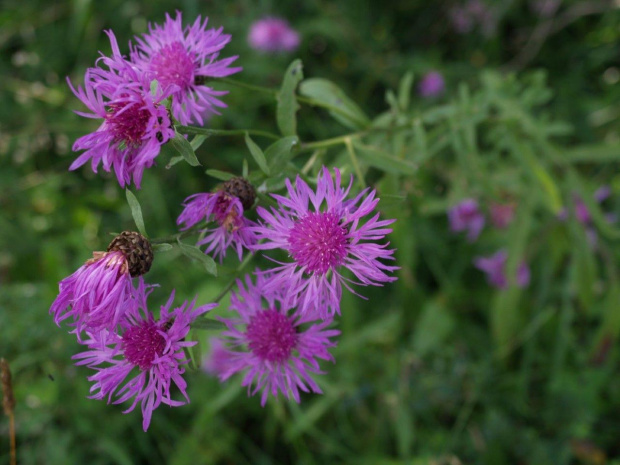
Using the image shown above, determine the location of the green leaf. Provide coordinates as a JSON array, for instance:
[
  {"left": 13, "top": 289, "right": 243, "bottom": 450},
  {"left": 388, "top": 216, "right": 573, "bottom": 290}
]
[
  {"left": 353, "top": 142, "right": 418, "bottom": 175},
  {"left": 170, "top": 129, "right": 201, "bottom": 167},
  {"left": 190, "top": 134, "right": 208, "bottom": 151},
  {"left": 152, "top": 243, "right": 173, "bottom": 253},
  {"left": 412, "top": 299, "right": 454, "bottom": 357},
  {"left": 192, "top": 318, "right": 225, "bottom": 331},
  {"left": 245, "top": 133, "right": 270, "bottom": 175},
  {"left": 299, "top": 78, "right": 370, "bottom": 130},
  {"left": 398, "top": 71, "right": 414, "bottom": 111},
  {"left": 176, "top": 240, "right": 217, "bottom": 276},
  {"left": 276, "top": 59, "right": 303, "bottom": 136},
  {"left": 125, "top": 189, "right": 147, "bottom": 237},
  {"left": 266, "top": 136, "right": 299, "bottom": 173},
  {"left": 205, "top": 169, "right": 235, "bottom": 181},
  {"left": 242, "top": 158, "right": 249, "bottom": 178},
  {"left": 165, "top": 155, "right": 184, "bottom": 169}
]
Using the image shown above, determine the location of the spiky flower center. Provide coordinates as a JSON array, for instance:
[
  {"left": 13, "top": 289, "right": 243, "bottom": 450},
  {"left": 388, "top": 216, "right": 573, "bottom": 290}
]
[
  {"left": 246, "top": 310, "right": 297, "bottom": 363},
  {"left": 106, "top": 102, "right": 151, "bottom": 146},
  {"left": 122, "top": 321, "right": 166, "bottom": 371},
  {"left": 288, "top": 211, "right": 349, "bottom": 274},
  {"left": 149, "top": 41, "right": 196, "bottom": 91}
]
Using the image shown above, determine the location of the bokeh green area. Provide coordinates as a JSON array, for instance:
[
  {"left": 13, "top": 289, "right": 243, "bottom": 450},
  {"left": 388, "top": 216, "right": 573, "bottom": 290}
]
[{"left": 2, "top": 0, "right": 620, "bottom": 463}]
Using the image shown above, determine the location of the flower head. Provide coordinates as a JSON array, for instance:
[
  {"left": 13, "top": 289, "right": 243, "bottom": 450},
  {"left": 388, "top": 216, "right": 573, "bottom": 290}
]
[
  {"left": 474, "top": 250, "right": 530, "bottom": 289},
  {"left": 73, "top": 279, "right": 216, "bottom": 431},
  {"left": 252, "top": 167, "right": 397, "bottom": 319},
  {"left": 248, "top": 17, "right": 300, "bottom": 53},
  {"left": 216, "top": 274, "right": 339, "bottom": 406},
  {"left": 177, "top": 178, "right": 258, "bottom": 262},
  {"left": 67, "top": 31, "right": 175, "bottom": 189},
  {"left": 448, "top": 198, "right": 485, "bottom": 242},
  {"left": 130, "top": 11, "right": 241, "bottom": 126},
  {"left": 490, "top": 202, "right": 516, "bottom": 229},
  {"left": 418, "top": 71, "right": 445, "bottom": 98},
  {"left": 50, "top": 231, "right": 153, "bottom": 334}
]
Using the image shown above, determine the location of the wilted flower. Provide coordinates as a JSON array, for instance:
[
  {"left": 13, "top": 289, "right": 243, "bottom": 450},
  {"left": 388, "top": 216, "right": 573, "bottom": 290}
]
[
  {"left": 177, "top": 177, "right": 258, "bottom": 262},
  {"left": 252, "top": 167, "right": 398, "bottom": 319},
  {"left": 130, "top": 11, "right": 241, "bottom": 126},
  {"left": 448, "top": 198, "right": 485, "bottom": 242},
  {"left": 50, "top": 231, "right": 153, "bottom": 334},
  {"left": 216, "top": 274, "right": 340, "bottom": 406},
  {"left": 67, "top": 31, "right": 175, "bottom": 189},
  {"left": 490, "top": 202, "right": 516, "bottom": 229},
  {"left": 248, "top": 17, "right": 300, "bottom": 53},
  {"left": 73, "top": 279, "right": 216, "bottom": 431},
  {"left": 418, "top": 71, "right": 445, "bottom": 98},
  {"left": 474, "top": 249, "right": 530, "bottom": 289}
]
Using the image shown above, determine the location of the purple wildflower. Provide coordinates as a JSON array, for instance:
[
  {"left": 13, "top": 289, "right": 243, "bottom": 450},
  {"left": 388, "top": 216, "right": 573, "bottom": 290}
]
[
  {"left": 73, "top": 280, "right": 216, "bottom": 431},
  {"left": 252, "top": 167, "right": 398, "bottom": 319},
  {"left": 67, "top": 31, "right": 175, "bottom": 189},
  {"left": 50, "top": 251, "right": 133, "bottom": 334},
  {"left": 177, "top": 187, "right": 258, "bottom": 262},
  {"left": 216, "top": 274, "right": 340, "bottom": 406},
  {"left": 202, "top": 338, "right": 233, "bottom": 377},
  {"left": 449, "top": 1, "right": 498, "bottom": 37},
  {"left": 418, "top": 71, "right": 445, "bottom": 98},
  {"left": 474, "top": 250, "right": 530, "bottom": 289},
  {"left": 248, "top": 17, "right": 300, "bottom": 53},
  {"left": 131, "top": 12, "right": 241, "bottom": 126},
  {"left": 448, "top": 198, "right": 485, "bottom": 242},
  {"left": 490, "top": 202, "right": 516, "bottom": 230}
]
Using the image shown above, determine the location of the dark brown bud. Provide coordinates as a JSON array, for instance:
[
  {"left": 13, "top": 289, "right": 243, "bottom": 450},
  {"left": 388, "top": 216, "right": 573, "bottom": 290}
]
[
  {"left": 107, "top": 231, "right": 154, "bottom": 277},
  {"left": 1, "top": 358, "right": 15, "bottom": 415},
  {"left": 222, "top": 177, "right": 256, "bottom": 211}
]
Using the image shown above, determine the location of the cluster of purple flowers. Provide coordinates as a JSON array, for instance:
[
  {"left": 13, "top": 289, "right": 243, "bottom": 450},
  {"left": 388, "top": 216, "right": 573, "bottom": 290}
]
[{"left": 68, "top": 12, "right": 241, "bottom": 189}]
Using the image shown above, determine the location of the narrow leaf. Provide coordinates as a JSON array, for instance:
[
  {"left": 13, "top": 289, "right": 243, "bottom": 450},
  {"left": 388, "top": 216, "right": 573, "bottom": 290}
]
[
  {"left": 125, "top": 189, "right": 147, "bottom": 237},
  {"left": 266, "top": 136, "right": 299, "bottom": 173},
  {"left": 190, "top": 134, "right": 208, "bottom": 151},
  {"left": 398, "top": 71, "right": 414, "bottom": 111},
  {"left": 153, "top": 243, "right": 173, "bottom": 252},
  {"left": 245, "top": 133, "right": 270, "bottom": 175},
  {"left": 192, "top": 318, "right": 225, "bottom": 331},
  {"left": 177, "top": 240, "right": 217, "bottom": 276},
  {"left": 276, "top": 59, "right": 303, "bottom": 136},
  {"left": 205, "top": 169, "right": 235, "bottom": 181},
  {"left": 170, "top": 129, "right": 201, "bottom": 167},
  {"left": 353, "top": 142, "right": 417, "bottom": 175}
]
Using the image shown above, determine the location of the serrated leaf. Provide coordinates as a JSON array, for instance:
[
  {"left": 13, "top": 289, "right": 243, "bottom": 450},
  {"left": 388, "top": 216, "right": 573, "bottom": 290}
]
[
  {"left": 177, "top": 240, "right": 217, "bottom": 276},
  {"left": 266, "top": 136, "right": 299, "bottom": 173},
  {"left": 153, "top": 243, "right": 173, "bottom": 252},
  {"left": 205, "top": 169, "right": 235, "bottom": 181},
  {"left": 245, "top": 133, "right": 270, "bottom": 175},
  {"left": 299, "top": 78, "right": 370, "bottom": 130},
  {"left": 125, "top": 189, "right": 147, "bottom": 237},
  {"left": 192, "top": 318, "right": 226, "bottom": 331},
  {"left": 353, "top": 142, "right": 417, "bottom": 175},
  {"left": 170, "top": 129, "right": 201, "bottom": 166},
  {"left": 277, "top": 59, "right": 303, "bottom": 136}
]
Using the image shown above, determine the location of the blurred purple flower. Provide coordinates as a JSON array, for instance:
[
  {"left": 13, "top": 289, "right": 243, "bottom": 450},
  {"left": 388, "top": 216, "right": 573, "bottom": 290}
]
[
  {"left": 418, "top": 71, "right": 445, "bottom": 98},
  {"left": 131, "top": 12, "right": 241, "bottom": 126},
  {"left": 448, "top": 199, "right": 485, "bottom": 242},
  {"left": 490, "top": 202, "right": 516, "bottom": 230},
  {"left": 216, "top": 274, "right": 340, "bottom": 406},
  {"left": 251, "top": 167, "right": 398, "bottom": 319},
  {"left": 530, "top": 0, "right": 561, "bottom": 17},
  {"left": 474, "top": 250, "right": 530, "bottom": 289},
  {"left": 67, "top": 31, "right": 175, "bottom": 189},
  {"left": 248, "top": 17, "right": 300, "bottom": 53},
  {"left": 449, "top": 1, "right": 498, "bottom": 37},
  {"left": 558, "top": 187, "right": 615, "bottom": 247},
  {"left": 73, "top": 280, "right": 216, "bottom": 431},
  {"left": 202, "top": 337, "right": 233, "bottom": 377}
]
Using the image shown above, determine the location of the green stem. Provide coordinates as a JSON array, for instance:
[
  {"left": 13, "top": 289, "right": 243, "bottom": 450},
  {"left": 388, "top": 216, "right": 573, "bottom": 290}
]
[
  {"left": 345, "top": 137, "right": 366, "bottom": 189},
  {"left": 300, "top": 133, "right": 364, "bottom": 152},
  {"left": 213, "top": 252, "right": 256, "bottom": 303},
  {"left": 219, "top": 77, "right": 277, "bottom": 95},
  {"left": 151, "top": 226, "right": 201, "bottom": 245},
  {"left": 177, "top": 125, "right": 279, "bottom": 140}
]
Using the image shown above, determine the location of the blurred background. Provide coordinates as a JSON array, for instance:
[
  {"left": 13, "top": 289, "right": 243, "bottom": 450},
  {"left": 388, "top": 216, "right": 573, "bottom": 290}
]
[{"left": 1, "top": 0, "right": 620, "bottom": 463}]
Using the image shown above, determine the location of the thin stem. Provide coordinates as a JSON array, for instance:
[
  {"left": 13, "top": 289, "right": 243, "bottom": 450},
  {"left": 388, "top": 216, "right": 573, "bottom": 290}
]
[
  {"left": 219, "top": 77, "right": 277, "bottom": 95},
  {"left": 151, "top": 226, "right": 202, "bottom": 245},
  {"left": 345, "top": 137, "right": 366, "bottom": 189},
  {"left": 213, "top": 252, "right": 256, "bottom": 303},
  {"left": 9, "top": 411, "right": 15, "bottom": 465},
  {"left": 177, "top": 125, "right": 279, "bottom": 141},
  {"left": 300, "top": 133, "right": 364, "bottom": 152}
]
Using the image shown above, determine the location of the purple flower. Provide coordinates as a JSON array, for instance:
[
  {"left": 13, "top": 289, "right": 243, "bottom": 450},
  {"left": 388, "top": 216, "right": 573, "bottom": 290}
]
[
  {"left": 50, "top": 251, "right": 133, "bottom": 334},
  {"left": 73, "top": 280, "right": 216, "bottom": 431},
  {"left": 216, "top": 274, "right": 339, "bottom": 406},
  {"left": 202, "top": 337, "right": 233, "bottom": 377},
  {"left": 418, "top": 71, "right": 445, "bottom": 98},
  {"left": 67, "top": 31, "right": 175, "bottom": 189},
  {"left": 490, "top": 202, "right": 516, "bottom": 229},
  {"left": 448, "top": 1, "right": 498, "bottom": 37},
  {"left": 448, "top": 199, "right": 485, "bottom": 242},
  {"left": 248, "top": 17, "right": 300, "bottom": 53},
  {"left": 474, "top": 250, "right": 530, "bottom": 289},
  {"left": 252, "top": 167, "right": 398, "bottom": 319},
  {"left": 177, "top": 191, "right": 257, "bottom": 262},
  {"left": 130, "top": 12, "right": 241, "bottom": 126}
]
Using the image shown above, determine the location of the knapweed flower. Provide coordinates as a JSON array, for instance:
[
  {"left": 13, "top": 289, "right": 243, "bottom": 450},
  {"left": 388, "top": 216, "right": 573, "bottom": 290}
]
[
  {"left": 130, "top": 12, "right": 241, "bottom": 126},
  {"left": 474, "top": 250, "right": 530, "bottom": 289},
  {"left": 216, "top": 274, "right": 340, "bottom": 406},
  {"left": 448, "top": 0, "right": 498, "bottom": 37},
  {"left": 558, "top": 187, "right": 615, "bottom": 247},
  {"left": 202, "top": 338, "right": 233, "bottom": 377},
  {"left": 448, "top": 198, "right": 485, "bottom": 242},
  {"left": 418, "top": 71, "right": 445, "bottom": 98},
  {"left": 50, "top": 231, "right": 153, "bottom": 334},
  {"left": 67, "top": 31, "right": 175, "bottom": 189},
  {"left": 73, "top": 279, "right": 216, "bottom": 431},
  {"left": 490, "top": 202, "right": 516, "bottom": 229},
  {"left": 248, "top": 17, "right": 300, "bottom": 53},
  {"left": 177, "top": 177, "right": 258, "bottom": 262},
  {"left": 252, "top": 167, "right": 397, "bottom": 319}
]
